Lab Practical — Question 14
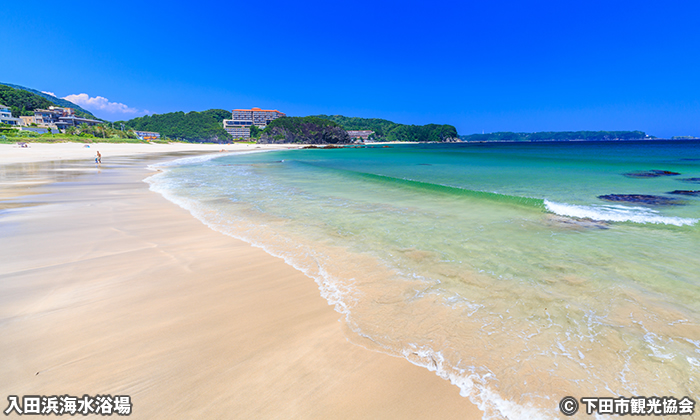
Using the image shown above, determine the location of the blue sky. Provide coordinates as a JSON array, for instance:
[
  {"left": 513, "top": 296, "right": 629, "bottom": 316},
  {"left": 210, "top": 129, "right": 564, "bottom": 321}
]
[{"left": 1, "top": 0, "right": 699, "bottom": 137}]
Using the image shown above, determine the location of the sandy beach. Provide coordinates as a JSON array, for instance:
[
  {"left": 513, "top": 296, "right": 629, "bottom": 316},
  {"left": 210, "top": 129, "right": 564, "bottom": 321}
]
[
  {"left": 0, "top": 143, "right": 481, "bottom": 419},
  {"left": 0, "top": 142, "right": 298, "bottom": 165}
]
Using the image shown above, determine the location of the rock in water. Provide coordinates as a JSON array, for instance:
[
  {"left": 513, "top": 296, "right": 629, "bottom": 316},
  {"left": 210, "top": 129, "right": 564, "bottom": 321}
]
[
  {"left": 623, "top": 170, "right": 681, "bottom": 178},
  {"left": 598, "top": 194, "right": 684, "bottom": 205},
  {"left": 679, "top": 178, "right": 700, "bottom": 184},
  {"left": 544, "top": 215, "right": 610, "bottom": 230},
  {"left": 667, "top": 190, "right": 700, "bottom": 196}
]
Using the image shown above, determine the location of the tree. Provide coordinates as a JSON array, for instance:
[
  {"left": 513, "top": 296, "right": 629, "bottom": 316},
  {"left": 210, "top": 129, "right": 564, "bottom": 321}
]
[
  {"left": 0, "top": 85, "right": 54, "bottom": 117},
  {"left": 313, "top": 115, "right": 458, "bottom": 142},
  {"left": 117, "top": 109, "right": 233, "bottom": 142}
]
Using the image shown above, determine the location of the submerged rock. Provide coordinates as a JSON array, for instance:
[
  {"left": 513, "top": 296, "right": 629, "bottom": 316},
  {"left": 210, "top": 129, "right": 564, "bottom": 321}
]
[
  {"left": 544, "top": 214, "right": 610, "bottom": 230},
  {"left": 302, "top": 144, "right": 344, "bottom": 149},
  {"left": 679, "top": 177, "right": 700, "bottom": 184},
  {"left": 667, "top": 190, "right": 700, "bottom": 196},
  {"left": 623, "top": 170, "right": 681, "bottom": 178},
  {"left": 598, "top": 194, "right": 684, "bottom": 205}
]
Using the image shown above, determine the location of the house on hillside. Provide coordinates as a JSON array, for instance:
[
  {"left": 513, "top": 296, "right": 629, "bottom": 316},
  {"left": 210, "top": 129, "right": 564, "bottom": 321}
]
[
  {"left": 134, "top": 130, "right": 161, "bottom": 141},
  {"left": 33, "top": 107, "right": 101, "bottom": 131},
  {"left": 347, "top": 130, "right": 374, "bottom": 141},
  {"left": 0, "top": 105, "right": 21, "bottom": 126}
]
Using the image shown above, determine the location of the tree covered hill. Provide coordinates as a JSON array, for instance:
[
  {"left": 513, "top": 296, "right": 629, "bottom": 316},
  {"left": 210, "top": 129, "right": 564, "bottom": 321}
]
[
  {"left": 118, "top": 109, "right": 232, "bottom": 142},
  {"left": 259, "top": 116, "right": 350, "bottom": 144},
  {"left": 460, "top": 131, "right": 651, "bottom": 142},
  {"left": 0, "top": 85, "right": 55, "bottom": 117},
  {"left": 0, "top": 82, "right": 97, "bottom": 119},
  {"left": 314, "top": 115, "right": 459, "bottom": 142}
]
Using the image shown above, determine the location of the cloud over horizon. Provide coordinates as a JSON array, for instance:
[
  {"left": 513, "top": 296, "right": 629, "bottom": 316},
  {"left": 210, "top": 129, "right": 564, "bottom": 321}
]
[
  {"left": 62, "top": 93, "right": 140, "bottom": 115},
  {"left": 41, "top": 91, "right": 56, "bottom": 97}
]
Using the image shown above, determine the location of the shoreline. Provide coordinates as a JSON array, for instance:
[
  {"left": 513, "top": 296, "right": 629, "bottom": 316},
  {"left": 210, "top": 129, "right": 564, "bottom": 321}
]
[
  {"left": 0, "top": 147, "right": 482, "bottom": 419},
  {"left": 0, "top": 142, "right": 299, "bottom": 165}
]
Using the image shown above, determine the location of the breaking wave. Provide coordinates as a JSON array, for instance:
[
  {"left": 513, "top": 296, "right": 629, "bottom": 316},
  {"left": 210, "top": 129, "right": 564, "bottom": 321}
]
[{"left": 544, "top": 199, "right": 698, "bottom": 226}]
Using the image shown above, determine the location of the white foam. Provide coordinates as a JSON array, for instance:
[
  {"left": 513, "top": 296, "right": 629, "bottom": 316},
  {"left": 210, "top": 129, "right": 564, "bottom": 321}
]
[
  {"left": 544, "top": 199, "right": 698, "bottom": 226},
  {"left": 150, "top": 167, "right": 700, "bottom": 420},
  {"left": 145, "top": 166, "right": 357, "bottom": 323},
  {"left": 401, "top": 345, "right": 555, "bottom": 420},
  {"left": 147, "top": 168, "right": 561, "bottom": 419},
  {"left": 148, "top": 149, "right": 278, "bottom": 169}
]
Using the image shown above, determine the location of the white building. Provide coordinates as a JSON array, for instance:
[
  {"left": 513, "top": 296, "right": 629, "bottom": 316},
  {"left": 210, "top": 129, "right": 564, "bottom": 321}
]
[
  {"left": 223, "top": 107, "right": 286, "bottom": 139},
  {"left": 347, "top": 130, "right": 374, "bottom": 140},
  {"left": 0, "top": 105, "right": 21, "bottom": 126},
  {"left": 33, "top": 107, "right": 101, "bottom": 130},
  {"left": 134, "top": 130, "right": 161, "bottom": 140}
]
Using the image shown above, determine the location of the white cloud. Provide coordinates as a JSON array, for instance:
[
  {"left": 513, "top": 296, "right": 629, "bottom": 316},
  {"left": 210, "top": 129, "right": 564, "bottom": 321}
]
[
  {"left": 42, "top": 91, "right": 57, "bottom": 97},
  {"left": 62, "top": 93, "right": 139, "bottom": 114}
]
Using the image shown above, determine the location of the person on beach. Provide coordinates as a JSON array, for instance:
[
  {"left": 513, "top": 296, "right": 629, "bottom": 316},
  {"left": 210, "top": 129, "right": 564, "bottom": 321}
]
[{"left": 96, "top": 151, "right": 101, "bottom": 164}]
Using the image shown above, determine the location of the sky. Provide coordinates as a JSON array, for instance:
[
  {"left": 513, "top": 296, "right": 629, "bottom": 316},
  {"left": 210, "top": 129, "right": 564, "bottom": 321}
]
[{"left": 1, "top": 0, "right": 699, "bottom": 138}]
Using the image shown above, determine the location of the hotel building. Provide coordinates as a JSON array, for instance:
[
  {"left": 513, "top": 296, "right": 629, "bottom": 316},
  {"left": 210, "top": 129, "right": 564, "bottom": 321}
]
[{"left": 223, "top": 107, "right": 286, "bottom": 139}]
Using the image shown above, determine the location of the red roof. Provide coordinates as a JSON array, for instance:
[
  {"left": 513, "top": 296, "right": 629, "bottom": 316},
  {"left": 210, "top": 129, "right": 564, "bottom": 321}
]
[{"left": 233, "top": 107, "right": 285, "bottom": 114}]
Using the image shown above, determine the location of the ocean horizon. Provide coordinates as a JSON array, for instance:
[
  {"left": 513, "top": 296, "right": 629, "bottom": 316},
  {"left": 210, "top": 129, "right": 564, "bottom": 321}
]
[{"left": 147, "top": 140, "right": 700, "bottom": 419}]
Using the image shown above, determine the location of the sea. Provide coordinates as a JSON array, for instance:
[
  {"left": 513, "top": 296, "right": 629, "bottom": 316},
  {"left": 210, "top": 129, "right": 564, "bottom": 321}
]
[{"left": 146, "top": 140, "right": 700, "bottom": 419}]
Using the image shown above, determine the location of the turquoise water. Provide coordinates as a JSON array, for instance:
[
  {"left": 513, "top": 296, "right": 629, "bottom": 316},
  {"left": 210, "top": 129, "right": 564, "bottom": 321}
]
[{"left": 148, "top": 141, "right": 700, "bottom": 419}]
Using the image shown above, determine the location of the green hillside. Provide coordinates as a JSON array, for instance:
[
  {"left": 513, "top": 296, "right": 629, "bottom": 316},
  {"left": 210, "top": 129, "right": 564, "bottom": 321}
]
[
  {"left": 0, "top": 82, "right": 97, "bottom": 119},
  {"left": 0, "top": 85, "right": 55, "bottom": 117},
  {"left": 259, "top": 116, "right": 350, "bottom": 144},
  {"left": 314, "top": 115, "right": 459, "bottom": 142},
  {"left": 118, "top": 109, "right": 232, "bottom": 143}
]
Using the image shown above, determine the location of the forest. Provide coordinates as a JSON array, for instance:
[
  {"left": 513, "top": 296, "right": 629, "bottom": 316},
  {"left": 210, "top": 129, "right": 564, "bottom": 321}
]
[
  {"left": 120, "top": 109, "right": 232, "bottom": 142},
  {"left": 314, "top": 115, "right": 459, "bottom": 142},
  {"left": 258, "top": 116, "right": 350, "bottom": 144},
  {"left": 0, "top": 83, "right": 96, "bottom": 119},
  {"left": 0, "top": 85, "right": 55, "bottom": 117}
]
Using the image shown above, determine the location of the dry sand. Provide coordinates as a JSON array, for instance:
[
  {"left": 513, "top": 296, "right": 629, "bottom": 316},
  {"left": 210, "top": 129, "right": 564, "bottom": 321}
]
[
  {"left": 0, "top": 146, "right": 482, "bottom": 419},
  {"left": 0, "top": 142, "right": 295, "bottom": 164}
]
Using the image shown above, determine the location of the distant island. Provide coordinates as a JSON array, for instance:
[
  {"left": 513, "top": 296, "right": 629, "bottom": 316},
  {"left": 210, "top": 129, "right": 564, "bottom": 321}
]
[{"left": 460, "top": 131, "right": 652, "bottom": 142}]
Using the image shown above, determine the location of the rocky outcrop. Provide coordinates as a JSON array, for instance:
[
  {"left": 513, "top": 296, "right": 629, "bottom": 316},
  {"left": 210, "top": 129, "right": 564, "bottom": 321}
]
[
  {"left": 623, "top": 170, "right": 681, "bottom": 178},
  {"left": 667, "top": 190, "right": 700, "bottom": 196},
  {"left": 259, "top": 123, "right": 351, "bottom": 145},
  {"left": 301, "top": 145, "right": 345, "bottom": 149},
  {"left": 598, "top": 194, "right": 684, "bottom": 205}
]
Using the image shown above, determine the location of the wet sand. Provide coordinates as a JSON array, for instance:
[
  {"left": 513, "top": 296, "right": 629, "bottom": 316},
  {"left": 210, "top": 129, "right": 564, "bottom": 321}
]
[{"left": 0, "top": 149, "right": 482, "bottom": 419}]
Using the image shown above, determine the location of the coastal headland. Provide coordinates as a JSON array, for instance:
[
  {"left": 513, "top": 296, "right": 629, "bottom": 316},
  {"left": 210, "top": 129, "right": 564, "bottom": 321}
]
[{"left": 0, "top": 143, "right": 482, "bottom": 419}]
